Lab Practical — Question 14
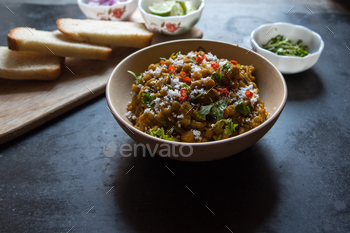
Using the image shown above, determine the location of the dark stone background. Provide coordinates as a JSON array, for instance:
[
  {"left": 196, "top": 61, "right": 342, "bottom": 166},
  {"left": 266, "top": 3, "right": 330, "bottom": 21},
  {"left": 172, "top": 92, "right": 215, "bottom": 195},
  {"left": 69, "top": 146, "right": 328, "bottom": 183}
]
[{"left": 0, "top": 1, "right": 349, "bottom": 232}]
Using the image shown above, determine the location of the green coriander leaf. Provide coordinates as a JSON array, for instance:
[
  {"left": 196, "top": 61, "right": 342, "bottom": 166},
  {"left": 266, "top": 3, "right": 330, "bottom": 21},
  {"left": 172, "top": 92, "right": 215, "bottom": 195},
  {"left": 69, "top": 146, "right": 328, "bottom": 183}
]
[
  {"left": 211, "top": 72, "right": 222, "bottom": 85},
  {"left": 217, "top": 135, "right": 222, "bottom": 140},
  {"left": 224, "top": 119, "right": 238, "bottom": 135},
  {"left": 150, "top": 127, "right": 174, "bottom": 141},
  {"left": 213, "top": 120, "right": 225, "bottom": 129},
  {"left": 262, "top": 34, "right": 309, "bottom": 57},
  {"left": 213, "top": 119, "right": 238, "bottom": 136},
  {"left": 235, "top": 100, "right": 250, "bottom": 115},
  {"left": 166, "top": 84, "right": 172, "bottom": 89},
  {"left": 169, "top": 52, "right": 179, "bottom": 59},
  {"left": 196, "top": 104, "right": 213, "bottom": 119},
  {"left": 182, "top": 83, "right": 191, "bottom": 92},
  {"left": 195, "top": 93, "right": 204, "bottom": 99},
  {"left": 142, "top": 93, "right": 156, "bottom": 107},
  {"left": 242, "top": 75, "right": 250, "bottom": 85},
  {"left": 190, "top": 57, "right": 197, "bottom": 64},
  {"left": 211, "top": 100, "right": 228, "bottom": 121},
  {"left": 222, "top": 63, "right": 232, "bottom": 73},
  {"left": 128, "top": 70, "right": 143, "bottom": 84}
]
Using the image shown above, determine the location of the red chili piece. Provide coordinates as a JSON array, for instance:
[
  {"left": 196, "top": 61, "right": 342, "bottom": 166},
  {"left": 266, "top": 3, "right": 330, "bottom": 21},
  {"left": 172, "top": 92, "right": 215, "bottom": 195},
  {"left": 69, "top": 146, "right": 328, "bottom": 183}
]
[
  {"left": 180, "top": 88, "right": 188, "bottom": 101},
  {"left": 245, "top": 90, "right": 253, "bottom": 98},
  {"left": 180, "top": 88, "right": 188, "bottom": 96},
  {"left": 231, "top": 60, "right": 238, "bottom": 65},
  {"left": 160, "top": 60, "right": 164, "bottom": 65},
  {"left": 180, "top": 71, "right": 187, "bottom": 79},
  {"left": 211, "top": 62, "right": 219, "bottom": 71},
  {"left": 196, "top": 55, "right": 207, "bottom": 64},
  {"left": 215, "top": 87, "right": 229, "bottom": 96},
  {"left": 182, "top": 77, "right": 192, "bottom": 85},
  {"left": 168, "top": 65, "right": 176, "bottom": 74},
  {"left": 180, "top": 96, "right": 187, "bottom": 101}
]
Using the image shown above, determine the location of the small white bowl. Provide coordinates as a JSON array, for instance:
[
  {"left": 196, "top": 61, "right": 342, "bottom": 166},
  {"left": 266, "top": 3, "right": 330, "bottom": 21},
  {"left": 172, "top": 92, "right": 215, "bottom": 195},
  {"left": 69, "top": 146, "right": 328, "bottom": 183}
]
[
  {"left": 251, "top": 22, "right": 324, "bottom": 74},
  {"left": 77, "top": 0, "right": 138, "bottom": 21},
  {"left": 138, "top": 0, "right": 205, "bottom": 36}
]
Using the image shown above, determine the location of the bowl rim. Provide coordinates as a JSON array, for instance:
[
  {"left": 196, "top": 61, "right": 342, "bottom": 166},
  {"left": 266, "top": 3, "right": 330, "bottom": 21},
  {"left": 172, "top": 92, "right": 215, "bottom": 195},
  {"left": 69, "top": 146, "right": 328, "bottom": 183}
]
[
  {"left": 77, "top": 0, "right": 136, "bottom": 8},
  {"left": 106, "top": 39, "right": 288, "bottom": 146},
  {"left": 138, "top": 0, "right": 205, "bottom": 19},
  {"left": 251, "top": 22, "right": 325, "bottom": 60}
]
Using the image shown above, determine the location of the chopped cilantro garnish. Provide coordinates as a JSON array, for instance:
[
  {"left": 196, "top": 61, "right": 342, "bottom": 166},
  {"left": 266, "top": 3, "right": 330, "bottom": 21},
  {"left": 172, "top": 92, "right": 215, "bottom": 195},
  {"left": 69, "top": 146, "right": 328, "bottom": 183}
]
[
  {"left": 211, "top": 100, "right": 228, "bottom": 121},
  {"left": 242, "top": 75, "right": 250, "bottom": 84},
  {"left": 195, "top": 93, "right": 204, "bottom": 99},
  {"left": 224, "top": 119, "right": 238, "bottom": 135},
  {"left": 196, "top": 104, "right": 213, "bottom": 119},
  {"left": 150, "top": 127, "right": 174, "bottom": 141},
  {"left": 169, "top": 52, "right": 179, "bottom": 59},
  {"left": 213, "top": 119, "right": 238, "bottom": 136},
  {"left": 166, "top": 84, "right": 172, "bottom": 89},
  {"left": 190, "top": 57, "right": 197, "bottom": 64},
  {"left": 182, "top": 83, "right": 191, "bottom": 92},
  {"left": 217, "top": 135, "right": 222, "bottom": 140},
  {"left": 127, "top": 70, "right": 143, "bottom": 84},
  {"left": 235, "top": 100, "right": 250, "bottom": 115},
  {"left": 262, "top": 34, "right": 309, "bottom": 57},
  {"left": 142, "top": 93, "right": 155, "bottom": 107},
  {"left": 222, "top": 63, "right": 232, "bottom": 73},
  {"left": 211, "top": 72, "right": 222, "bottom": 85},
  {"left": 196, "top": 100, "right": 228, "bottom": 121}
]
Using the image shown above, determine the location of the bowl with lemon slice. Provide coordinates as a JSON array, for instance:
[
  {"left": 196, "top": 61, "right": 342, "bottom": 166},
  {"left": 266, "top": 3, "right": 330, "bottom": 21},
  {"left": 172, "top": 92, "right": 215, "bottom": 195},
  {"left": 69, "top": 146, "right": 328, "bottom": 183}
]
[{"left": 139, "top": 0, "right": 204, "bottom": 35}]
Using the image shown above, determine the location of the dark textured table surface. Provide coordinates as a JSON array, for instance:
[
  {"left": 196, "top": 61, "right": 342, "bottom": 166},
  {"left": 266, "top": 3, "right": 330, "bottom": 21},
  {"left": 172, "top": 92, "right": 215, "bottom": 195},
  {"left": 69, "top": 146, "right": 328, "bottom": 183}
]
[{"left": 0, "top": 1, "right": 350, "bottom": 232}]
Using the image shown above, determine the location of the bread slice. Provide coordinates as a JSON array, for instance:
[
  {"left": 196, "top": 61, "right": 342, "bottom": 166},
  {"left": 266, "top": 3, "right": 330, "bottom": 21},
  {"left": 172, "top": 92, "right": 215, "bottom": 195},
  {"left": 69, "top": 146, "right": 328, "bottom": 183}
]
[
  {"left": 0, "top": 46, "right": 64, "bottom": 81},
  {"left": 56, "top": 18, "right": 153, "bottom": 48},
  {"left": 8, "top": 27, "right": 112, "bottom": 60}
]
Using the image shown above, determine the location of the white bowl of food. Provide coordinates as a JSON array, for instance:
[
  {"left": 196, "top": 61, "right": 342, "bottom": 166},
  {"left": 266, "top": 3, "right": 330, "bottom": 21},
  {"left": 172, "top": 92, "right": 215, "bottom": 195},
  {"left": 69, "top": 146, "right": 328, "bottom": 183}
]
[
  {"left": 138, "top": 0, "right": 205, "bottom": 35},
  {"left": 106, "top": 39, "right": 287, "bottom": 162},
  {"left": 77, "top": 0, "right": 138, "bottom": 21},
  {"left": 251, "top": 22, "right": 324, "bottom": 74}
]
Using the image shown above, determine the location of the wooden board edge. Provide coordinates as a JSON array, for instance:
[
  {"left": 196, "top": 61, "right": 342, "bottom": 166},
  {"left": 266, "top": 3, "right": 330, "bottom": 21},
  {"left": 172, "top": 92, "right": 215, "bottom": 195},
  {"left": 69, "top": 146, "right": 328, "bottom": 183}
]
[{"left": 0, "top": 85, "right": 106, "bottom": 145}]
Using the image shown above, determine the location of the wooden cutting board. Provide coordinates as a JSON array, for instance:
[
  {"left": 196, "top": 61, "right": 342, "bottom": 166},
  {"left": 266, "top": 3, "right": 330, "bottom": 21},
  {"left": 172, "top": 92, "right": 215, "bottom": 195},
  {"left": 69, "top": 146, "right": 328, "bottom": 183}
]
[{"left": 0, "top": 11, "right": 202, "bottom": 144}]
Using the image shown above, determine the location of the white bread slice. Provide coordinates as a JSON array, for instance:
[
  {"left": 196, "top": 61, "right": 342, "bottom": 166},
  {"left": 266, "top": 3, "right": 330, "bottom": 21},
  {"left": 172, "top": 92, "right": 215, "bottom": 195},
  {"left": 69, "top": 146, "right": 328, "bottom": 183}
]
[
  {"left": 8, "top": 27, "right": 111, "bottom": 60},
  {"left": 0, "top": 46, "right": 63, "bottom": 81},
  {"left": 56, "top": 18, "right": 153, "bottom": 48}
]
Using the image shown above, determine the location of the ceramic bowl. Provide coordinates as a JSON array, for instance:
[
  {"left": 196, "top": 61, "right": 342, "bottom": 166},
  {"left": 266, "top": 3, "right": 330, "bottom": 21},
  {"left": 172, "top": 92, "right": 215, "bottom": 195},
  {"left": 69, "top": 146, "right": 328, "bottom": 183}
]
[
  {"left": 251, "top": 22, "right": 324, "bottom": 74},
  {"left": 77, "top": 0, "right": 138, "bottom": 21},
  {"left": 106, "top": 39, "right": 287, "bottom": 162},
  {"left": 138, "top": 0, "right": 204, "bottom": 35}
]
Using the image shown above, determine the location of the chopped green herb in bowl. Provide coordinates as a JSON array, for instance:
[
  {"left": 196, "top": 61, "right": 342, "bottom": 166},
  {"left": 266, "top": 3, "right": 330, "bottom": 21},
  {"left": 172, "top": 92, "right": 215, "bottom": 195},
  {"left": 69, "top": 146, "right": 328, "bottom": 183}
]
[
  {"left": 251, "top": 22, "right": 324, "bottom": 74},
  {"left": 262, "top": 34, "right": 309, "bottom": 57}
]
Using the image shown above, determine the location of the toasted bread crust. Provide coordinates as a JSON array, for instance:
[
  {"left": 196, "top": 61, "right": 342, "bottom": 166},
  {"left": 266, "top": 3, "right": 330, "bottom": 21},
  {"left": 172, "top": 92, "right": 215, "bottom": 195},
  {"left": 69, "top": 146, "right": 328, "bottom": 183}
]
[
  {"left": 6, "top": 27, "right": 112, "bottom": 60},
  {"left": 0, "top": 46, "right": 65, "bottom": 81},
  {"left": 56, "top": 18, "right": 79, "bottom": 41},
  {"left": 56, "top": 18, "right": 153, "bottom": 48},
  {"left": 7, "top": 28, "right": 20, "bottom": 51}
]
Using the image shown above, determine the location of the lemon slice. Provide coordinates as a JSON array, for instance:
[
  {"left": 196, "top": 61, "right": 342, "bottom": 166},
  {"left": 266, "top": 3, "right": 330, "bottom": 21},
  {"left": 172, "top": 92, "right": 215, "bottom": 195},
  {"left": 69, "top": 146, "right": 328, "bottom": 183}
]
[
  {"left": 177, "top": 1, "right": 197, "bottom": 14},
  {"left": 170, "top": 3, "right": 185, "bottom": 16},
  {"left": 149, "top": 1, "right": 176, "bottom": 16}
]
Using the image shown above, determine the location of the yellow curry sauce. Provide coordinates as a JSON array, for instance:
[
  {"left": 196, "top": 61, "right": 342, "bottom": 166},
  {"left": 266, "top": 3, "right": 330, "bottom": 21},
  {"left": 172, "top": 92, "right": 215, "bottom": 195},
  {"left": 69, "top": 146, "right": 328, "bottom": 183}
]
[{"left": 126, "top": 51, "right": 268, "bottom": 142}]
